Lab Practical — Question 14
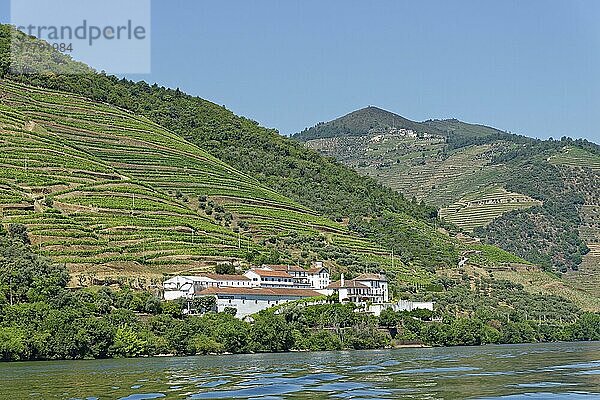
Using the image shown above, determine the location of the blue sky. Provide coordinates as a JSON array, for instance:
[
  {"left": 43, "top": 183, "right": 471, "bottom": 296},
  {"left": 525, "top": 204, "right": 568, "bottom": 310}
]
[{"left": 2, "top": 1, "right": 599, "bottom": 142}]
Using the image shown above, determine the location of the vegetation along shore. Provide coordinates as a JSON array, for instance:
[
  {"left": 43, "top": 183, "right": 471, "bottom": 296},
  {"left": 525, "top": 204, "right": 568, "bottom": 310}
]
[{"left": 1, "top": 226, "right": 599, "bottom": 362}]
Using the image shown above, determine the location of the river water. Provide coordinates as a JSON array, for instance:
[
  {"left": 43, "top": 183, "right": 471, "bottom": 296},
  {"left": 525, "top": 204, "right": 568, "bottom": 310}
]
[{"left": 1, "top": 342, "right": 599, "bottom": 399}]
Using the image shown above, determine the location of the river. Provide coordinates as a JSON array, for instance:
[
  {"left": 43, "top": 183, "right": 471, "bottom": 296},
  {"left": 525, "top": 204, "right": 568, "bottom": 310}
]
[{"left": 1, "top": 342, "right": 599, "bottom": 399}]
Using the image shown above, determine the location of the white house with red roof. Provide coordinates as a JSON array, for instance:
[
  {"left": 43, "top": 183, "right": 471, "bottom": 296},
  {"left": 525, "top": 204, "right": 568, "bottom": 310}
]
[
  {"left": 262, "top": 262, "right": 330, "bottom": 289},
  {"left": 244, "top": 268, "right": 298, "bottom": 288},
  {"left": 326, "top": 272, "right": 389, "bottom": 304}
]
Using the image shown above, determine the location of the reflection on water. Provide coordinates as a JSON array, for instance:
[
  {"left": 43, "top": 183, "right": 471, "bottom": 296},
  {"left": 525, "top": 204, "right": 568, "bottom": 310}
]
[{"left": 1, "top": 342, "right": 599, "bottom": 399}]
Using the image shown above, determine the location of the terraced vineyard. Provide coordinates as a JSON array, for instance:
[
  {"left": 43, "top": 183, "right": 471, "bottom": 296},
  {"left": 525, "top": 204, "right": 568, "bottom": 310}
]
[
  {"left": 550, "top": 146, "right": 600, "bottom": 170},
  {"left": 296, "top": 106, "right": 600, "bottom": 279},
  {"left": 304, "top": 130, "right": 543, "bottom": 233},
  {"left": 366, "top": 143, "right": 508, "bottom": 207},
  {"left": 305, "top": 132, "right": 516, "bottom": 208},
  {"left": 564, "top": 244, "right": 600, "bottom": 298},
  {"left": 0, "top": 80, "right": 394, "bottom": 284},
  {"left": 439, "top": 187, "right": 541, "bottom": 232}
]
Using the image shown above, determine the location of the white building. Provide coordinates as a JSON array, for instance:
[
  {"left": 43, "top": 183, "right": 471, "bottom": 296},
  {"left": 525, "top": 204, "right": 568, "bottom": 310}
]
[
  {"left": 264, "top": 263, "right": 331, "bottom": 289},
  {"left": 163, "top": 274, "right": 253, "bottom": 300},
  {"left": 307, "top": 263, "right": 331, "bottom": 290},
  {"left": 326, "top": 272, "right": 389, "bottom": 304},
  {"left": 353, "top": 273, "right": 389, "bottom": 303},
  {"left": 163, "top": 276, "right": 203, "bottom": 301},
  {"left": 199, "top": 286, "right": 322, "bottom": 318},
  {"left": 163, "top": 262, "right": 331, "bottom": 317},
  {"left": 244, "top": 268, "right": 297, "bottom": 288}
]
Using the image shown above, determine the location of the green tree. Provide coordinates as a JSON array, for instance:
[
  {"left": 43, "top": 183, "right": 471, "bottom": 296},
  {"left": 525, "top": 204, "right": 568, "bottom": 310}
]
[
  {"left": 109, "top": 326, "right": 147, "bottom": 358},
  {"left": 250, "top": 313, "right": 293, "bottom": 352}
]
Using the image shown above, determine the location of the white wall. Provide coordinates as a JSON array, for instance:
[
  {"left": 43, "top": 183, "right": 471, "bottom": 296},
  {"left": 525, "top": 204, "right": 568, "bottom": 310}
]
[
  {"left": 215, "top": 294, "right": 305, "bottom": 318},
  {"left": 163, "top": 276, "right": 196, "bottom": 300},
  {"left": 308, "top": 271, "right": 330, "bottom": 290},
  {"left": 395, "top": 300, "right": 434, "bottom": 312}
]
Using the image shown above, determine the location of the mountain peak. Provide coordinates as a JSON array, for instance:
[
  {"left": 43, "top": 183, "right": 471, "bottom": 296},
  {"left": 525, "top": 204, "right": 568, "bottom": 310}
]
[{"left": 294, "top": 106, "right": 445, "bottom": 141}]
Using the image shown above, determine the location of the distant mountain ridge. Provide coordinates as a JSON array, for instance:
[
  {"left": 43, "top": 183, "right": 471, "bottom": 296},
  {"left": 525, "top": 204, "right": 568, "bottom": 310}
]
[{"left": 295, "top": 106, "right": 448, "bottom": 141}]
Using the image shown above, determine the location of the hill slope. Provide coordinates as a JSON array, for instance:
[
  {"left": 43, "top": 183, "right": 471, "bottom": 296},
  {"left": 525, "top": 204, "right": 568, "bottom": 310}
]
[
  {"left": 295, "top": 107, "right": 600, "bottom": 276},
  {"left": 1, "top": 25, "right": 598, "bottom": 311},
  {"left": 1, "top": 80, "right": 412, "bottom": 286},
  {"left": 295, "top": 106, "right": 447, "bottom": 141}
]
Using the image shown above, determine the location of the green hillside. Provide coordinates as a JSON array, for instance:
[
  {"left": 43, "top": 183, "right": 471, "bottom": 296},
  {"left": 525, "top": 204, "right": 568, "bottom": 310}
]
[
  {"left": 1, "top": 25, "right": 597, "bottom": 311},
  {"left": 0, "top": 81, "right": 258, "bottom": 280},
  {"left": 439, "top": 187, "right": 541, "bottom": 232},
  {"left": 0, "top": 80, "right": 410, "bottom": 286},
  {"left": 1, "top": 26, "right": 460, "bottom": 275},
  {"left": 296, "top": 106, "right": 600, "bottom": 274}
]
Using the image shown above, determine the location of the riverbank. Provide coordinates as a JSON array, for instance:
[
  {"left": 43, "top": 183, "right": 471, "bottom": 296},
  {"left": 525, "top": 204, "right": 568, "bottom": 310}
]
[{"left": 2, "top": 230, "right": 599, "bottom": 362}]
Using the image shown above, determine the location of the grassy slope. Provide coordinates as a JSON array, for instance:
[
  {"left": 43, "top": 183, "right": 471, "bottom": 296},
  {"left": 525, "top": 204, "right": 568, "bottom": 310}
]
[
  {"left": 0, "top": 80, "right": 396, "bottom": 285},
  {"left": 299, "top": 110, "right": 598, "bottom": 265}
]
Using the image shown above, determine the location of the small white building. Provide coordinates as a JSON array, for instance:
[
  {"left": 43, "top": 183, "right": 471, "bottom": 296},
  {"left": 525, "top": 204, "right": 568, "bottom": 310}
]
[
  {"left": 354, "top": 273, "right": 389, "bottom": 303},
  {"left": 326, "top": 272, "right": 389, "bottom": 304},
  {"left": 163, "top": 276, "right": 203, "bottom": 301},
  {"left": 199, "top": 286, "right": 322, "bottom": 318},
  {"left": 307, "top": 262, "right": 331, "bottom": 290},
  {"left": 163, "top": 274, "right": 252, "bottom": 300}
]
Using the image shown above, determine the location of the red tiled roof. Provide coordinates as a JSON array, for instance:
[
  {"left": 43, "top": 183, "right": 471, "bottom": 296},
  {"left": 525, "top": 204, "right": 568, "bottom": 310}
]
[
  {"left": 197, "top": 286, "right": 321, "bottom": 297},
  {"left": 248, "top": 269, "right": 293, "bottom": 278},
  {"left": 266, "top": 264, "right": 306, "bottom": 272},
  {"left": 200, "top": 273, "right": 250, "bottom": 281},
  {"left": 327, "top": 279, "right": 369, "bottom": 289},
  {"left": 308, "top": 266, "right": 328, "bottom": 274}
]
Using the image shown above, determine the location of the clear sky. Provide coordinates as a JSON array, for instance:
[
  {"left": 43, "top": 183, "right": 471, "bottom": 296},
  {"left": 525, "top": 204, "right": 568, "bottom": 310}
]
[{"left": 2, "top": 0, "right": 599, "bottom": 142}]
